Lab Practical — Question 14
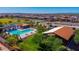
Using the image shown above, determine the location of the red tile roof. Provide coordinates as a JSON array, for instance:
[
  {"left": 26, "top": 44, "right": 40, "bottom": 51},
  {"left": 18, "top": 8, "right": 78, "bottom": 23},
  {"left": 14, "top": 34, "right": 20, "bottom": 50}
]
[
  {"left": 44, "top": 26, "right": 75, "bottom": 40},
  {"left": 54, "top": 26, "right": 75, "bottom": 40},
  {"left": 0, "top": 42, "right": 9, "bottom": 51}
]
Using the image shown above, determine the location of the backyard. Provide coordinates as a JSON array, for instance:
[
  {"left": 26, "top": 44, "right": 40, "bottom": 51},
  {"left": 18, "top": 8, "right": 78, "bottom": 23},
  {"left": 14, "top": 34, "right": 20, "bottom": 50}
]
[
  {"left": 0, "top": 18, "right": 79, "bottom": 51},
  {"left": 3, "top": 22, "right": 68, "bottom": 51}
]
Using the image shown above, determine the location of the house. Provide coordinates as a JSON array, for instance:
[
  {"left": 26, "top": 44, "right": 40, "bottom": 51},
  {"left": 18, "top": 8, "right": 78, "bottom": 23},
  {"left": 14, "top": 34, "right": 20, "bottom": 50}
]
[{"left": 43, "top": 26, "right": 76, "bottom": 49}]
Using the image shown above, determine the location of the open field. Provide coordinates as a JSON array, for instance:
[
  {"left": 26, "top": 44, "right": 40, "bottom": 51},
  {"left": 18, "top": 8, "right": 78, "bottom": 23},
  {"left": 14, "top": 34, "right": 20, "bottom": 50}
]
[{"left": 0, "top": 18, "right": 15, "bottom": 24}]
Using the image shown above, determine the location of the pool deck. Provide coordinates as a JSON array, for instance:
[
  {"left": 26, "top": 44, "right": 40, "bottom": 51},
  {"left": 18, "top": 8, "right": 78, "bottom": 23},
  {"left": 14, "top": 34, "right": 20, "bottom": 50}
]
[
  {"left": 6, "top": 28, "right": 37, "bottom": 39},
  {"left": 19, "top": 28, "right": 36, "bottom": 39}
]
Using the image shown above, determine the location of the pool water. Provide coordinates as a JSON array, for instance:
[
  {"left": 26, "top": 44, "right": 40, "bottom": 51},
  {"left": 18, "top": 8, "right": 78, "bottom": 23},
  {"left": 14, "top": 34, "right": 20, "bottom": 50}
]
[{"left": 8, "top": 29, "right": 33, "bottom": 35}]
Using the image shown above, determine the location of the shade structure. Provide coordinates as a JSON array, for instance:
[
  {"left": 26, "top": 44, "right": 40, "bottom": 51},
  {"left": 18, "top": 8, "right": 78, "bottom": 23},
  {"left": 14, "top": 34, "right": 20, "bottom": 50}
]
[
  {"left": 17, "top": 24, "right": 30, "bottom": 26},
  {"left": 43, "top": 26, "right": 64, "bottom": 34}
]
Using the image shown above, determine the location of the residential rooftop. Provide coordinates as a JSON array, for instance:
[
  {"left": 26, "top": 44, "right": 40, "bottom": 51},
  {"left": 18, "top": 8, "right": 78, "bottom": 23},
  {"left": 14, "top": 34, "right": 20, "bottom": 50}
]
[
  {"left": 43, "top": 26, "right": 75, "bottom": 40},
  {"left": 0, "top": 42, "right": 9, "bottom": 51}
]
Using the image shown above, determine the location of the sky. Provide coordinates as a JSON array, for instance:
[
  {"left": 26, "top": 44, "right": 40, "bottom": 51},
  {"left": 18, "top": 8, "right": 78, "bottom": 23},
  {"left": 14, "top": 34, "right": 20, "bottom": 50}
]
[{"left": 0, "top": 7, "right": 79, "bottom": 14}]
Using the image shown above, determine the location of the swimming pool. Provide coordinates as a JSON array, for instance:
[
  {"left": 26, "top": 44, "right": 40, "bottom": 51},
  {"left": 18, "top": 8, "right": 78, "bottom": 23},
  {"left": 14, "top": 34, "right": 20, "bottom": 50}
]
[{"left": 8, "top": 28, "right": 34, "bottom": 36}]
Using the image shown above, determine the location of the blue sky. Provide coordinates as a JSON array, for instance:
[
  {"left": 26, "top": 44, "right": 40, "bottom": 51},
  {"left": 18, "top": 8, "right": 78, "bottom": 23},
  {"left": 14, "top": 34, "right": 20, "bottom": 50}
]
[{"left": 0, "top": 7, "right": 79, "bottom": 14}]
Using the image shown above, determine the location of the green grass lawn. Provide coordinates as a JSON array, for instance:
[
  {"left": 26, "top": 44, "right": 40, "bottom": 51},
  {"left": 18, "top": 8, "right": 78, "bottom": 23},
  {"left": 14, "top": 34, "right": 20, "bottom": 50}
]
[{"left": 74, "top": 29, "right": 79, "bottom": 44}]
